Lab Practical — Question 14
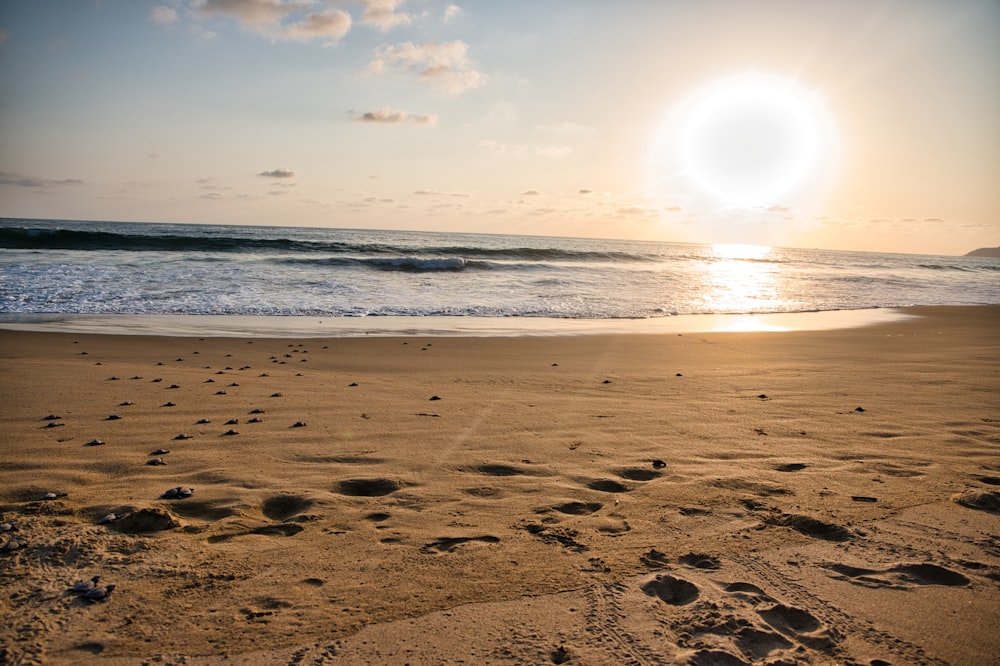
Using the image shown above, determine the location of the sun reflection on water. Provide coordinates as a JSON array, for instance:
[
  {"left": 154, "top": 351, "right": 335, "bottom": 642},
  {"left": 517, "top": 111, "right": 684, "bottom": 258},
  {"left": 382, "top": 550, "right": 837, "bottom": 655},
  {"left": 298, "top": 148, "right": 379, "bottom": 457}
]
[{"left": 699, "top": 244, "right": 784, "bottom": 315}]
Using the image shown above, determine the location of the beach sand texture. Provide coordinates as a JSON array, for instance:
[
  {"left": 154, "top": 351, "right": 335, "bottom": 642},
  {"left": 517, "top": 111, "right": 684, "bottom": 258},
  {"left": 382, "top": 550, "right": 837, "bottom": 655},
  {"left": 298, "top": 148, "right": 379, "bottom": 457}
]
[{"left": 1, "top": 306, "right": 998, "bottom": 665}]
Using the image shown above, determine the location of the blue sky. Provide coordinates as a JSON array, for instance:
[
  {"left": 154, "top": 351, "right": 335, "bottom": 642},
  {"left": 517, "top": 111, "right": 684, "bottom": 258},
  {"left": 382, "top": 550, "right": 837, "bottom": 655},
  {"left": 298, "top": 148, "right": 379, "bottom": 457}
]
[{"left": 1, "top": 0, "right": 998, "bottom": 254}]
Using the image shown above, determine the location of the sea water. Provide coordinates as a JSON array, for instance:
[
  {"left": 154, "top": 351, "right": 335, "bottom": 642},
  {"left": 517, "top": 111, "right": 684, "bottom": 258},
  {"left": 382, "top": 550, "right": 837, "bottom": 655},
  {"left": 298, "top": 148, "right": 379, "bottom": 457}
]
[{"left": 1, "top": 218, "right": 997, "bottom": 324}]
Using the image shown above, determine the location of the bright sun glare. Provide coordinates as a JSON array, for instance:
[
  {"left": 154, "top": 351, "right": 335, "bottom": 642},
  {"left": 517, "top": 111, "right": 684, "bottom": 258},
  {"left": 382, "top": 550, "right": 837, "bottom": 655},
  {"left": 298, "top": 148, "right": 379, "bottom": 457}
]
[
  {"left": 681, "top": 74, "right": 823, "bottom": 207},
  {"left": 651, "top": 72, "right": 837, "bottom": 215}
]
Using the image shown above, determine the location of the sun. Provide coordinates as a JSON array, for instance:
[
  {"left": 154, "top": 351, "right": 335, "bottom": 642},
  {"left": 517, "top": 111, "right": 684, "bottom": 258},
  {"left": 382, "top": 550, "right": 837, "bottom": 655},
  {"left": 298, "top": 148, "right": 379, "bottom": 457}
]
[{"left": 651, "top": 73, "right": 837, "bottom": 211}]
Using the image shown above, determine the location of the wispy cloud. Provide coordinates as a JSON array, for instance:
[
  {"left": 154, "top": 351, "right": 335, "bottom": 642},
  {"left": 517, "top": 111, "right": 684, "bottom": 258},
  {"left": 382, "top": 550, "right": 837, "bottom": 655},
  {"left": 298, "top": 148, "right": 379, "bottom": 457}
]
[
  {"left": 366, "top": 40, "right": 483, "bottom": 93},
  {"left": 413, "top": 189, "right": 471, "bottom": 198},
  {"left": 0, "top": 171, "right": 82, "bottom": 188},
  {"left": 195, "top": 0, "right": 351, "bottom": 44},
  {"left": 477, "top": 140, "right": 572, "bottom": 159},
  {"left": 443, "top": 4, "right": 462, "bottom": 23},
  {"left": 258, "top": 168, "right": 295, "bottom": 178},
  {"left": 151, "top": 5, "right": 178, "bottom": 25},
  {"left": 360, "top": 0, "right": 412, "bottom": 31},
  {"left": 355, "top": 107, "right": 437, "bottom": 125}
]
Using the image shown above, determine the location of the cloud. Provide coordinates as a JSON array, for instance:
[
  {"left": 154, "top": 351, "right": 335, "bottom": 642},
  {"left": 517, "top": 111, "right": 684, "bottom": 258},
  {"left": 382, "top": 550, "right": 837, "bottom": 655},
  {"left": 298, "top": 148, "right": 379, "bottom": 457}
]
[
  {"left": 281, "top": 9, "right": 351, "bottom": 42},
  {"left": 0, "top": 171, "right": 82, "bottom": 187},
  {"left": 355, "top": 107, "right": 437, "bottom": 125},
  {"left": 366, "top": 40, "right": 483, "bottom": 93},
  {"left": 258, "top": 168, "right": 295, "bottom": 178},
  {"left": 477, "top": 140, "right": 572, "bottom": 159},
  {"left": 578, "top": 189, "right": 593, "bottom": 194},
  {"left": 413, "top": 189, "right": 470, "bottom": 197},
  {"left": 443, "top": 4, "right": 462, "bottom": 22},
  {"left": 151, "top": 5, "right": 178, "bottom": 25},
  {"left": 195, "top": 0, "right": 351, "bottom": 43},
  {"left": 360, "top": 0, "right": 412, "bottom": 31},
  {"left": 522, "top": 189, "right": 541, "bottom": 196}
]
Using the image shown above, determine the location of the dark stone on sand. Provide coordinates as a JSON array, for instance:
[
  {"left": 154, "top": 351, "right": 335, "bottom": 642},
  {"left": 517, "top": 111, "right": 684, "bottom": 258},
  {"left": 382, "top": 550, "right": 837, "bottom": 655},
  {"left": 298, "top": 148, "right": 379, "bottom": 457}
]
[
  {"left": 292, "top": 421, "right": 307, "bottom": 428},
  {"left": 250, "top": 408, "right": 266, "bottom": 414},
  {"left": 43, "top": 414, "right": 62, "bottom": 420},
  {"left": 855, "top": 406, "right": 866, "bottom": 412},
  {"left": 223, "top": 429, "right": 239, "bottom": 436},
  {"left": 147, "top": 457, "right": 167, "bottom": 466},
  {"left": 225, "top": 418, "right": 239, "bottom": 425},
  {"left": 105, "top": 414, "right": 121, "bottom": 420},
  {"left": 84, "top": 439, "right": 105, "bottom": 447},
  {"left": 651, "top": 459, "right": 667, "bottom": 469},
  {"left": 851, "top": 496, "right": 878, "bottom": 503},
  {"left": 174, "top": 434, "right": 193, "bottom": 440},
  {"left": 44, "top": 422, "right": 65, "bottom": 428},
  {"left": 84, "top": 584, "right": 116, "bottom": 601},
  {"left": 774, "top": 463, "right": 807, "bottom": 472},
  {"left": 429, "top": 395, "right": 441, "bottom": 401},
  {"left": 162, "top": 402, "right": 176, "bottom": 407}
]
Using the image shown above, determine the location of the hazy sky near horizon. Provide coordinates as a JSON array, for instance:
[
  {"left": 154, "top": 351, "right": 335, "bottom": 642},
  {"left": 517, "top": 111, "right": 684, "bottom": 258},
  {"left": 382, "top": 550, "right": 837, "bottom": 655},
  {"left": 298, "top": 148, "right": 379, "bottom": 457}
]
[{"left": 1, "top": 0, "right": 997, "bottom": 255}]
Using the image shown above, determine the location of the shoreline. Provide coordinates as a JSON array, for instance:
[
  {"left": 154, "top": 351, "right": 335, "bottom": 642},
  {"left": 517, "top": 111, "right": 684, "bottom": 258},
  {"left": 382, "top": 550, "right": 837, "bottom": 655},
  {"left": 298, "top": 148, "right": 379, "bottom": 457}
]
[
  {"left": 0, "top": 307, "right": 922, "bottom": 337},
  {"left": 1, "top": 305, "right": 998, "bottom": 664}
]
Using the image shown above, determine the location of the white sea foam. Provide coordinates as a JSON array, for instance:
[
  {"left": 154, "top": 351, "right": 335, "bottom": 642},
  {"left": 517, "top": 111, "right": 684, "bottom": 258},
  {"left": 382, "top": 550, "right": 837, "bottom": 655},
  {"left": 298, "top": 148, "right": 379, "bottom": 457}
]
[{"left": 1, "top": 218, "right": 997, "bottom": 320}]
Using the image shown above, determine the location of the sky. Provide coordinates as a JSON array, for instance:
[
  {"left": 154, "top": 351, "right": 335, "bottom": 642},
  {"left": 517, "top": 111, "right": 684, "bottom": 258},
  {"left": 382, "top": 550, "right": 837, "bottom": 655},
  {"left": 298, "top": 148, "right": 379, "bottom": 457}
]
[{"left": 0, "top": 0, "right": 998, "bottom": 255}]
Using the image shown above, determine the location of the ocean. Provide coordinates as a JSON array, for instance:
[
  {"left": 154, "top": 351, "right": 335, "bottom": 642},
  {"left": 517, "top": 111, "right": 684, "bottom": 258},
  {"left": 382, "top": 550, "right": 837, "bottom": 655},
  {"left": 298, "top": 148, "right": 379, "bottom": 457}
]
[{"left": 1, "top": 218, "right": 997, "bottom": 333}]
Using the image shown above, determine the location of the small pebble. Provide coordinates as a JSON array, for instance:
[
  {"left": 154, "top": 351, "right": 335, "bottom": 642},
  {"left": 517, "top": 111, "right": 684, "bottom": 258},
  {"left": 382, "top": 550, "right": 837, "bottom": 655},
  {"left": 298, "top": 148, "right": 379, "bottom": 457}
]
[
  {"left": 98, "top": 513, "right": 117, "bottom": 524},
  {"left": 223, "top": 429, "right": 239, "bottom": 436},
  {"left": 292, "top": 421, "right": 307, "bottom": 428},
  {"left": 84, "top": 439, "right": 106, "bottom": 447},
  {"left": 147, "top": 457, "right": 167, "bottom": 466}
]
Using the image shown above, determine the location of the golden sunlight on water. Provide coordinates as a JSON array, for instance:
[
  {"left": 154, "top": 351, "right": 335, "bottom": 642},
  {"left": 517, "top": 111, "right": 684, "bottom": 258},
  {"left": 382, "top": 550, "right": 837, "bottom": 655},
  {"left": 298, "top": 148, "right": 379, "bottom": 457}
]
[{"left": 699, "top": 244, "right": 783, "bottom": 316}]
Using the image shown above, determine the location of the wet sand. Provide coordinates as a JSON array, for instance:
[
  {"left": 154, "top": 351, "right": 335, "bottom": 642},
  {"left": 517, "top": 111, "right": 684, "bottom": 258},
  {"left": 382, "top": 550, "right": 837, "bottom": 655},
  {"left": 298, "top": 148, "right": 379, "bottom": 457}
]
[{"left": 1, "top": 306, "right": 998, "bottom": 665}]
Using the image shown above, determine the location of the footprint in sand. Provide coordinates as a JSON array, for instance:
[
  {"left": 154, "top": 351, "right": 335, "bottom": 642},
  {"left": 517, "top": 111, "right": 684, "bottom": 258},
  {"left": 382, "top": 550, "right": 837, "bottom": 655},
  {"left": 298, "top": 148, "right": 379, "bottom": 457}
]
[
  {"left": 678, "top": 552, "right": 721, "bottom": 570},
  {"left": 333, "top": 478, "right": 402, "bottom": 497},
  {"left": 765, "top": 513, "right": 852, "bottom": 542},
  {"left": 822, "top": 562, "right": 970, "bottom": 588},
  {"left": 616, "top": 468, "right": 662, "bottom": 481},
  {"left": 586, "top": 479, "right": 630, "bottom": 493},
  {"left": 641, "top": 574, "right": 699, "bottom": 605},
  {"left": 757, "top": 604, "right": 837, "bottom": 650},
  {"left": 420, "top": 535, "right": 500, "bottom": 554},
  {"left": 955, "top": 490, "right": 1000, "bottom": 514},
  {"left": 262, "top": 494, "right": 313, "bottom": 522},
  {"left": 543, "top": 501, "right": 603, "bottom": 516}
]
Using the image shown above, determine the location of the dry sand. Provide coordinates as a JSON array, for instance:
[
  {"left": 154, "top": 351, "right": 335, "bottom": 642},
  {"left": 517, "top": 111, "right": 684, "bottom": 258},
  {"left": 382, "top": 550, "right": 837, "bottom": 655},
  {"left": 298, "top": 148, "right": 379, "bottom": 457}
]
[{"left": 1, "top": 306, "right": 998, "bottom": 665}]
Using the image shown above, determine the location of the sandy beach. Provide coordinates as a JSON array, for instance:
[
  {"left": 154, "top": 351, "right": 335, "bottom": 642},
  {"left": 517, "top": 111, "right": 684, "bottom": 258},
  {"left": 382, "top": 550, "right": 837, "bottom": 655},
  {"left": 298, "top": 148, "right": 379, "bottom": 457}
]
[{"left": 1, "top": 306, "right": 998, "bottom": 665}]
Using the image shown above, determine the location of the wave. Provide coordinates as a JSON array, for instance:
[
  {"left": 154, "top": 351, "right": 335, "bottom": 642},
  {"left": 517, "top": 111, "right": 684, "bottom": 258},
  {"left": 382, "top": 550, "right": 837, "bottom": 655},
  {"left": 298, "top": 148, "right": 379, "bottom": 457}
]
[{"left": 0, "top": 226, "right": 655, "bottom": 263}]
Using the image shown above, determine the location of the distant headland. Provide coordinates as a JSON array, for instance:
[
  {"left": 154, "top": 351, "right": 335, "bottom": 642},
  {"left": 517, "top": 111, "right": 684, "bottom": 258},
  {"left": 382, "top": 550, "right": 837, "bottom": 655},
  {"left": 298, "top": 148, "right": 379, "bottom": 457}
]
[{"left": 965, "top": 248, "right": 1000, "bottom": 258}]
